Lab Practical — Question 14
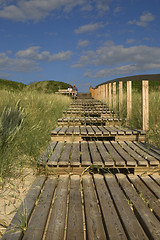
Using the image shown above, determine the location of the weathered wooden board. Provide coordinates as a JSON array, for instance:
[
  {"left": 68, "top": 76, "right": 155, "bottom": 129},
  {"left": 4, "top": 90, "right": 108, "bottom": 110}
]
[
  {"left": 3, "top": 174, "right": 160, "bottom": 240},
  {"left": 38, "top": 141, "right": 160, "bottom": 173}
]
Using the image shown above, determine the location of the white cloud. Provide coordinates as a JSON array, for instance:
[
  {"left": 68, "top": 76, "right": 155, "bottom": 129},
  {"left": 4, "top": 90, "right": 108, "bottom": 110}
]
[
  {"left": 0, "top": 0, "right": 84, "bottom": 21},
  {"left": 75, "top": 22, "right": 104, "bottom": 34},
  {"left": 126, "top": 39, "right": 135, "bottom": 44},
  {"left": 0, "top": 0, "right": 111, "bottom": 21},
  {"left": 77, "top": 40, "right": 89, "bottom": 47},
  {"left": 0, "top": 47, "right": 72, "bottom": 73},
  {"left": 16, "top": 46, "right": 72, "bottom": 61},
  {"left": 74, "top": 43, "right": 160, "bottom": 78},
  {"left": 128, "top": 11, "right": 155, "bottom": 27},
  {"left": 52, "top": 50, "right": 72, "bottom": 60}
]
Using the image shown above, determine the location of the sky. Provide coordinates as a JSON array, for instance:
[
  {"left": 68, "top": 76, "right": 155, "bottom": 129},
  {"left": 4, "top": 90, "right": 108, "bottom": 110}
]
[{"left": 0, "top": 0, "right": 160, "bottom": 92}]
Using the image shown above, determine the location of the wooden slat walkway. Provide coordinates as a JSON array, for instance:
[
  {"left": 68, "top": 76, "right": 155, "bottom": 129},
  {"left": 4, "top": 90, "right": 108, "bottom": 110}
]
[
  {"left": 38, "top": 141, "right": 160, "bottom": 174},
  {"left": 2, "top": 174, "right": 160, "bottom": 240},
  {"left": 2, "top": 94, "right": 160, "bottom": 239},
  {"left": 51, "top": 125, "right": 146, "bottom": 141},
  {"left": 58, "top": 116, "right": 123, "bottom": 126}
]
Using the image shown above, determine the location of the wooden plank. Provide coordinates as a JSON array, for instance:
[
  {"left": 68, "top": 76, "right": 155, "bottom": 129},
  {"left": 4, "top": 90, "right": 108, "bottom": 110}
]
[
  {"left": 23, "top": 177, "right": 57, "bottom": 240},
  {"left": 51, "top": 126, "right": 62, "bottom": 135},
  {"left": 104, "top": 126, "right": 117, "bottom": 135},
  {"left": 105, "top": 174, "right": 148, "bottom": 239},
  {"left": 66, "top": 126, "right": 74, "bottom": 135},
  {"left": 47, "top": 142, "right": 64, "bottom": 166},
  {"left": 88, "top": 141, "right": 103, "bottom": 166},
  {"left": 38, "top": 142, "right": 57, "bottom": 165},
  {"left": 58, "top": 142, "right": 72, "bottom": 166},
  {"left": 81, "top": 142, "right": 92, "bottom": 166},
  {"left": 142, "top": 142, "right": 160, "bottom": 155},
  {"left": 151, "top": 174, "right": 160, "bottom": 185},
  {"left": 134, "top": 141, "right": 160, "bottom": 162},
  {"left": 97, "top": 126, "right": 109, "bottom": 136},
  {"left": 86, "top": 126, "right": 95, "bottom": 136},
  {"left": 70, "top": 142, "right": 80, "bottom": 167},
  {"left": 45, "top": 175, "right": 69, "bottom": 240},
  {"left": 67, "top": 175, "right": 84, "bottom": 240},
  {"left": 127, "top": 141, "right": 156, "bottom": 166},
  {"left": 104, "top": 141, "right": 125, "bottom": 166},
  {"left": 111, "top": 141, "right": 136, "bottom": 166},
  {"left": 82, "top": 175, "right": 106, "bottom": 239},
  {"left": 58, "top": 126, "right": 68, "bottom": 135},
  {"left": 140, "top": 175, "right": 160, "bottom": 198},
  {"left": 91, "top": 126, "right": 102, "bottom": 136},
  {"left": 1, "top": 176, "right": 46, "bottom": 240},
  {"left": 128, "top": 174, "right": 160, "bottom": 221},
  {"left": 73, "top": 126, "right": 80, "bottom": 135},
  {"left": 96, "top": 141, "right": 114, "bottom": 167},
  {"left": 80, "top": 126, "right": 87, "bottom": 135},
  {"left": 118, "top": 141, "right": 147, "bottom": 166},
  {"left": 94, "top": 174, "right": 127, "bottom": 239},
  {"left": 116, "top": 174, "right": 160, "bottom": 240}
]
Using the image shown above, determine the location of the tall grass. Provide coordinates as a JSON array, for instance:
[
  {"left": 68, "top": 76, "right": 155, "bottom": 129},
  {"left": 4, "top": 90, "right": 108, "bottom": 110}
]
[
  {"left": 119, "top": 89, "right": 160, "bottom": 148},
  {"left": 0, "top": 90, "right": 72, "bottom": 178}
]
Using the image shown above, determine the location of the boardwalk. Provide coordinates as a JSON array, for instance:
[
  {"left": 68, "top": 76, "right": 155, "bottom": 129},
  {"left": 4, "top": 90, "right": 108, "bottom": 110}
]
[{"left": 2, "top": 94, "right": 160, "bottom": 240}]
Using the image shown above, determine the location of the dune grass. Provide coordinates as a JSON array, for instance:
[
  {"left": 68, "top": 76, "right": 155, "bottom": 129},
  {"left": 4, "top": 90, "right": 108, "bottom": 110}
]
[
  {"left": 0, "top": 90, "right": 72, "bottom": 178},
  {"left": 118, "top": 89, "right": 160, "bottom": 148}
]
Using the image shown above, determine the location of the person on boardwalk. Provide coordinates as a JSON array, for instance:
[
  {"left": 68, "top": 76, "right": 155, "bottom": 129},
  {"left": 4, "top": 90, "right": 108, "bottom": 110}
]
[
  {"left": 67, "top": 86, "right": 72, "bottom": 96},
  {"left": 72, "top": 84, "right": 78, "bottom": 97}
]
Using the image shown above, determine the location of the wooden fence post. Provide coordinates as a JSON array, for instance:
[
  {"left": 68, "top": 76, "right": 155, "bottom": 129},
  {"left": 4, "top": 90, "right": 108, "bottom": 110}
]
[
  {"left": 113, "top": 82, "right": 116, "bottom": 109},
  {"left": 127, "top": 81, "right": 132, "bottom": 119},
  {"left": 142, "top": 80, "right": 149, "bottom": 130},
  {"left": 119, "top": 81, "right": 123, "bottom": 111},
  {"left": 109, "top": 83, "right": 112, "bottom": 108},
  {"left": 102, "top": 84, "right": 106, "bottom": 102},
  {"left": 105, "top": 84, "right": 108, "bottom": 105}
]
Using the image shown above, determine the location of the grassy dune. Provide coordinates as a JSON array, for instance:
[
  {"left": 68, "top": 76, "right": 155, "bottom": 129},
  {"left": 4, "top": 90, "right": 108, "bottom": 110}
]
[{"left": 0, "top": 90, "right": 72, "bottom": 178}]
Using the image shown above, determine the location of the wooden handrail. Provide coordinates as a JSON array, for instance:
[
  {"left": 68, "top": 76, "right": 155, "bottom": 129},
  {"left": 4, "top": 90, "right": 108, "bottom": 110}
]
[{"left": 90, "top": 79, "right": 149, "bottom": 131}]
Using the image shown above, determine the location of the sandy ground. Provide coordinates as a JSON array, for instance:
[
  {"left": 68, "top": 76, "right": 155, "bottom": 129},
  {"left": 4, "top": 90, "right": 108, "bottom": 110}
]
[{"left": 0, "top": 168, "right": 36, "bottom": 238}]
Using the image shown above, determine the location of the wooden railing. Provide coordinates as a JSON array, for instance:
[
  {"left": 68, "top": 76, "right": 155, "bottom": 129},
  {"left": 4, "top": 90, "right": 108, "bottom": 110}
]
[{"left": 90, "top": 79, "right": 149, "bottom": 131}]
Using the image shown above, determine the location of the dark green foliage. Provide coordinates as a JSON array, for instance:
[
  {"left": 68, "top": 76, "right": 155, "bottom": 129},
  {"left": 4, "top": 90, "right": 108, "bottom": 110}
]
[
  {"left": 26, "top": 80, "right": 71, "bottom": 93},
  {"left": 0, "top": 79, "right": 71, "bottom": 93},
  {"left": 0, "top": 79, "right": 26, "bottom": 91}
]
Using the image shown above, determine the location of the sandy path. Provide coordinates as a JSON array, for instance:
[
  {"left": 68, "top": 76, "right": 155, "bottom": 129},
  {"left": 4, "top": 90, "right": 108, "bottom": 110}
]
[{"left": 0, "top": 168, "right": 36, "bottom": 238}]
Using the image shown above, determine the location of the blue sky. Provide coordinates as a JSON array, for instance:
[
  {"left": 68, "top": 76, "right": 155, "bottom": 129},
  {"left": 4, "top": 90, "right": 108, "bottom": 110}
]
[{"left": 0, "top": 0, "right": 160, "bottom": 92}]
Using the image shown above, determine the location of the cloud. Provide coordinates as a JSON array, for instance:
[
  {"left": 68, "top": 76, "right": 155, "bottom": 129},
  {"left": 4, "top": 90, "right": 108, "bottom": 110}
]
[
  {"left": 0, "top": 0, "right": 111, "bottom": 22},
  {"left": 126, "top": 39, "right": 136, "bottom": 44},
  {"left": 77, "top": 40, "right": 89, "bottom": 47},
  {"left": 0, "top": 0, "right": 84, "bottom": 21},
  {"left": 74, "top": 43, "right": 160, "bottom": 78},
  {"left": 75, "top": 22, "right": 104, "bottom": 34},
  {"left": 0, "top": 47, "right": 72, "bottom": 73},
  {"left": 128, "top": 12, "right": 155, "bottom": 27},
  {"left": 16, "top": 46, "right": 72, "bottom": 61}
]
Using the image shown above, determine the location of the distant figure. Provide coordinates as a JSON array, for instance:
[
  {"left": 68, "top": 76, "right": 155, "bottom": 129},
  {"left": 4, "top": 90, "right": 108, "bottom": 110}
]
[
  {"left": 72, "top": 84, "right": 78, "bottom": 97},
  {"left": 68, "top": 86, "right": 72, "bottom": 95}
]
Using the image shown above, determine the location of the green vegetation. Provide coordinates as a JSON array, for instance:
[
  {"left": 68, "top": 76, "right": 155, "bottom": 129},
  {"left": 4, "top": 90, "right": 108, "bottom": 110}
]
[
  {"left": 26, "top": 80, "right": 71, "bottom": 93},
  {"left": 0, "top": 79, "right": 71, "bottom": 93},
  {"left": 0, "top": 79, "right": 26, "bottom": 91},
  {"left": 0, "top": 89, "right": 72, "bottom": 178},
  {"left": 118, "top": 83, "right": 160, "bottom": 148}
]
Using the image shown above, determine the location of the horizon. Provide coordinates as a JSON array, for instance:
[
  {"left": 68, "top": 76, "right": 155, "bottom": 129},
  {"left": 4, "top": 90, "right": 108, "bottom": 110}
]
[{"left": 0, "top": 0, "right": 160, "bottom": 92}]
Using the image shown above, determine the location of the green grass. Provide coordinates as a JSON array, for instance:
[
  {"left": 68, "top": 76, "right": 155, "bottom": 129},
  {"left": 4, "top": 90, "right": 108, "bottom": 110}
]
[
  {"left": 0, "top": 78, "right": 71, "bottom": 93},
  {"left": 119, "top": 89, "right": 160, "bottom": 148},
  {"left": 0, "top": 90, "right": 72, "bottom": 178}
]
